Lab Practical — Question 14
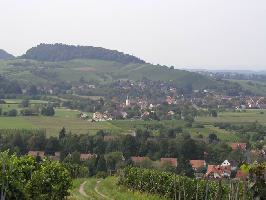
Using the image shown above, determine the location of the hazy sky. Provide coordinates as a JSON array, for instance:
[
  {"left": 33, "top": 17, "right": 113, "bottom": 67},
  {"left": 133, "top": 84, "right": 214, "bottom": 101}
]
[{"left": 0, "top": 0, "right": 266, "bottom": 70}]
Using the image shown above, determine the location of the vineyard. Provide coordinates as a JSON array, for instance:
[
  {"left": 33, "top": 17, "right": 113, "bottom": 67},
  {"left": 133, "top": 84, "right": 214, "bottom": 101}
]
[{"left": 118, "top": 167, "right": 255, "bottom": 200}]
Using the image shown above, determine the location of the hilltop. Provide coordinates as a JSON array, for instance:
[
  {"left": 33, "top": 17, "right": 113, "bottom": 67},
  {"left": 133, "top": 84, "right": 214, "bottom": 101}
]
[
  {"left": 0, "top": 43, "right": 262, "bottom": 94},
  {"left": 0, "top": 49, "right": 14, "bottom": 60},
  {"left": 21, "top": 43, "right": 145, "bottom": 64}
]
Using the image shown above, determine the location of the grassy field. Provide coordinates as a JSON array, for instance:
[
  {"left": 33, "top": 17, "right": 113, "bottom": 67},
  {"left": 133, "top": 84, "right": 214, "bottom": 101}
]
[
  {"left": 110, "top": 119, "right": 186, "bottom": 131},
  {"left": 197, "top": 109, "right": 266, "bottom": 125},
  {"left": 0, "top": 110, "right": 239, "bottom": 141},
  {"left": 1, "top": 99, "right": 265, "bottom": 140},
  {"left": 0, "top": 117, "right": 36, "bottom": 129},
  {"left": 69, "top": 177, "right": 165, "bottom": 200},
  {"left": 3, "top": 99, "right": 48, "bottom": 104},
  {"left": 187, "top": 125, "right": 240, "bottom": 142},
  {"left": 0, "top": 108, "right": 122, "bottom": 137}
]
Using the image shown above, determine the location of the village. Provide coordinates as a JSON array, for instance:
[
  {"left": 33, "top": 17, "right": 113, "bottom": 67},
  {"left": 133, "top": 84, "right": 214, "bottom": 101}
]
[{"left": 27, "top": 141, "right": 266, "bottom": 180}]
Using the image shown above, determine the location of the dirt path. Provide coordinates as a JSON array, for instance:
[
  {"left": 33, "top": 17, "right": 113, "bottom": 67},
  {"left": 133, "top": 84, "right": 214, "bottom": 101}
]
[
  {"left": 79, "top": 181, "right": 89, "bottom": 198},
  {"left": 94, "top": 180, "right": 114, "bottom": 200}
]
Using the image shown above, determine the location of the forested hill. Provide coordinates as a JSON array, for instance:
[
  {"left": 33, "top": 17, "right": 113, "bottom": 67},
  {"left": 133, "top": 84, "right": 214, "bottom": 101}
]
[
  {"left": 0, "top": 49, "right": 14, "bottom": 59},
  {"left": 21, "top": 43, "right": 145, "bottom": 64}
]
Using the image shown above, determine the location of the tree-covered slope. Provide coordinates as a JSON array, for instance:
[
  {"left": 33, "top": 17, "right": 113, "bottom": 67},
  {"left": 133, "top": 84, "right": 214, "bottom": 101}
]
[
  {"left": 0, "top": 43, "right": 257, "bottom": 93},
  {"left": 21, "top": 43, "right": 145, "bottom": 64},
  {"left": 0, "top": 49, "right": 14, "bottom": 59},
  {"left": 0, "top": 58, "right": 218, "bottom": 89}
]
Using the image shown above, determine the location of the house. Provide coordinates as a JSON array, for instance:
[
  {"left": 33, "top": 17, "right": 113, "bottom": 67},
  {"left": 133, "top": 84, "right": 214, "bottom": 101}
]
[
  {"left": 166, "top": 96, "right": 174, "bottom": 105},
  {"left": 121, "top": 111, "right": 128, "bottom": 119},
  {"left": 141, "top": 111, "right": 150, "bottom": 118},
  {"left": 103, "top": 135, "right": 115, "bottom": 141},
  {"left": 131, "top": 156, "right": 150, "bottom": 163},
  {"left": 221, "top": 160, "right": 231, "bottom": 166},
  {"left": 80, "top": 153, "right": 96, "bottom": 161},
  {"left": 160, "top": 158, "right": 178, "bottom": 167},
  {"left": 205, "top": 165, "right": 221, "bottom": 179},
  {"left": 93, "top": 112, "right": 104, "bottom": 121},
  {"left": 80, "top": 113, "right": 88, "bottom": 119},
  {"left": 28, "top": 151, "right": 45, "bottom": 159},
  {"left": 231, "top": 143, "right": 247, "bottom": 151},
  {"left": 190, "top": 160, "right": 206, "bottom": 170},
  {"left": 93, "top": 112, "right": 112, "bottom": 121},
  {"left": 167, "top": 111, "right": 175, "bottom": 116},
  {"left": 49, "top": 152, "right": 61, "bottom": 161},
  {"left": 205, "top": 165, "right": 231, "bottom": 179}
]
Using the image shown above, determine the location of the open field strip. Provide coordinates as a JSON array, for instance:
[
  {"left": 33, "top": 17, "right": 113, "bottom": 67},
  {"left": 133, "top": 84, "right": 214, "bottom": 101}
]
[
  {"left": 197, "top": 109, "right": 266, "bottom": 125},
  {"left": 0, "top": 117, "right": 36, "bottom": 129},
  {"left": 0, "top": 108, "right": 122, "bottom": 137},
  {"left": 70, "top": 177, "right": 165, "bottom": 200}
]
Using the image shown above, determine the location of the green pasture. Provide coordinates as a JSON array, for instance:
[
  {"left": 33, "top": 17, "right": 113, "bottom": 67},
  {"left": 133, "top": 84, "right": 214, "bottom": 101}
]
[
  {"left": 110, "top": 119, "right": 185, "bottom": 131},
  {"left": 197, "top": 109, "right": 266, "bottom": 125},
  {"left": 0, "top": 117, "right": 36, "bottom": 129},
  {"left": 187, "top": 125, "right": 240, "bottom": 142},
  {"left": 0, "top": 108, "right": 122, "bottom": 137},
  {"left": 3, "top": 99, "right": 48, "bottom": 104}
]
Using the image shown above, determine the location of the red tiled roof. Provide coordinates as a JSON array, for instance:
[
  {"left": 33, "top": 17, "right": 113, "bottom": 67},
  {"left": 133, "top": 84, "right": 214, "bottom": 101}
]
[
  {"left": 28, "top": 151, "right": 45, "bottom": 158},
  {"left": 103, "top": 135, "right": 115, "bottom": 141},
  {"left": 190, "top": 160, "right": 206, "bottom": 169},
  {"left": 231, "top": 143, "right": 247, "bottom": 151},
  {"left": 131, "top": 156, "right": 150, "bottom": 163},
  {"left": 80, "top": 153, "right": 96, "bottom": 161},
  {"left": 160, "top": 158, "right": 178, "bottom": 167},
  {"left": 205, "top": 165, "right": 231, "bottom": 178}
]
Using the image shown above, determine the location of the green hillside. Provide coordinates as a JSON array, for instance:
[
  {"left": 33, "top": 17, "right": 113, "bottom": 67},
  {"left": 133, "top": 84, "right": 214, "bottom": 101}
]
[
  {"left": 1, "top": 43, "right": 262, "bottom": 93},
  {"left": 0, "top": 58, "right": 218, "bottom": 89}
]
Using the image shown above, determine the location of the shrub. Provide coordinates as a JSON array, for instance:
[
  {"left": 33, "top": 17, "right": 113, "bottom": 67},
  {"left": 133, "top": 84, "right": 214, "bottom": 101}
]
[
  {"left": 8, "top": 109, "right": 18, "bottom": 116},
  {"left": 95, "top": 171, "right": 108, "bottom": 179}
]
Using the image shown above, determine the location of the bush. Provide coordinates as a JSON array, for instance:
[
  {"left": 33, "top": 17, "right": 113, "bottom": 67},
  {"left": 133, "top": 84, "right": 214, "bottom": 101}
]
[
  {"left": 26, "top": 160, "right": 72, "bottom": 200},
  {"left": 20, "top": 108, "right": 39, "bottom": 116},
  {"left": 41, "top": 106, "right": 55, "bottom": 116},
  {"left": 95, "top": 171, "right": 108, "bottom": 179},
  {"left": 21, "top": 99, "right": 30, "bottom": 108},
  {"left": 8, "top": 109, "right": 18, "bottom": 116},
  {"left": 0, "top": 99, "right": 6, "bottom": 104}
]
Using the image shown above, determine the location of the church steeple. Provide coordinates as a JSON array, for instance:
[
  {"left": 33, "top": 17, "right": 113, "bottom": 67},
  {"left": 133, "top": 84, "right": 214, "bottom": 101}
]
[{"left": 126, "top": 95, "right": 130, "bottom": 106}]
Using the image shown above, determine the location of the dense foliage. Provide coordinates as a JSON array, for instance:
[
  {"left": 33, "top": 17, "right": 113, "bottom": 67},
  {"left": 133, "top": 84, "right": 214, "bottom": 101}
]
[
  {"left": 0, "top": 76, "right": 22, "bottom": 94},
  {"left": 0, "top": 151, "right": 72, "bottom": 200},
  {"left": 22, "top": 43, "right": 145, "bottom": 64}
]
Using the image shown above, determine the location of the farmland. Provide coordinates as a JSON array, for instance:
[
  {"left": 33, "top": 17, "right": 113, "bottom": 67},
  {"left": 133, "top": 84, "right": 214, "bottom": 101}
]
[
  {"left": 197, "top": 109, "right": 266, "bottom": 125},
  {"left": 0, "top": 100, "right": 122, "bottom": 136},
  {"left": 1, "top": 100, "right": 265, "bottom": 141}
]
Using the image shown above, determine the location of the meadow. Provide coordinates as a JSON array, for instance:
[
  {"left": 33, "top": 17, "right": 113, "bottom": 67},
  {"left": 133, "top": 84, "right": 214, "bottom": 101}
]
[
  {"left": 0, "top": 104, "right": 122, "bottom": 137},
  {"left": 196, "top": 109, "right": 266, "bottom": 125}
]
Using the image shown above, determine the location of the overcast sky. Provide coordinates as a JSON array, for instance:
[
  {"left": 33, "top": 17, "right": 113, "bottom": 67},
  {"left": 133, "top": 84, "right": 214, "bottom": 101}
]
[{"left": 0, "top": 0, "right": 266, "bottom": 70}]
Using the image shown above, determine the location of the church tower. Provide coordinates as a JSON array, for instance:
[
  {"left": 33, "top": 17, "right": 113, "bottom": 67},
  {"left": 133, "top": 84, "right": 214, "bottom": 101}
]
[{"left": 126, "top": 95, "right": 130, "bottom": 106}]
